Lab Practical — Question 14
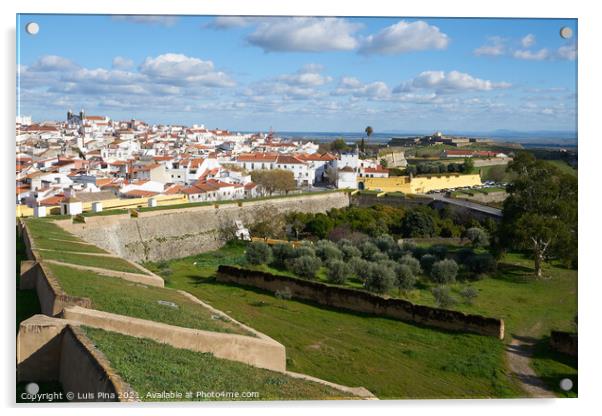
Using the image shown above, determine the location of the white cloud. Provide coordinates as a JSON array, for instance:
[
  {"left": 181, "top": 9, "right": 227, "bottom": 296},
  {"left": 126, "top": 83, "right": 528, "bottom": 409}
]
[
  {"left": 513, "top": 48, "right": 550, "bottom": 60},
  {"left": 247, "top": 17, "right": 361, "bottom": 52},
  {"left": 208, "top": 16, "right": 266, "bottom": 29},
  {"left": 139, "top": 53, "right": 235, "bottom": 87},
  {"left": 112, "top": 15, "right": 178, "bottom": 27},
  {"left": 521, "top": 34, "right": 536, "bottom": 48},
  {"left": 30, "top": 55, "right": 79, "bottom": 72},
  {"left": 333, "top": 77, "right": 391, "bottom": 99},
  {"left": 395, "top": 70, "right": 511, "bottom": 94},
  {"left": 112, "top": 56, "right": 134, "bottom": 70},
  {"left": 359, "top": 20, "right": 449, "bottom": 55},
  {"left": 474, "top": 36, "right": 506, "bottom": 56},
  {"left": 557, "top": 44, "right": 577, "bottom": 60},
  {"left": 277, "top": 64, "right": 331, "bottom": 87}
]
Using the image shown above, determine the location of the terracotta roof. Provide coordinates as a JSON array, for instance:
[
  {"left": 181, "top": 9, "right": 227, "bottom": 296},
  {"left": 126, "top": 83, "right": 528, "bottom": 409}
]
[
  {"left": 39, "top": 195, "right": 65, "bottom": 206},
  {"left": 275, "top": 155, "right": 306, "bottom": 165},
  {"left": 122, "top": 189, "right": 158, "bottom": 198}
]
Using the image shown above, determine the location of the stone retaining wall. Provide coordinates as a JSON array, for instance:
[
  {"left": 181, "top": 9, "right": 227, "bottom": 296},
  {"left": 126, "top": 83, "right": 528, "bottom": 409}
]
[
  {"left": 217, "top": 266, "right": 505, "bottom": 339},
  {"left": 62, "top": 306, "right": 287, "bottom": 372},
  {"left": 17, "top": 315, "right": 136, "bottom": 402},
  {"left": 56, "top": 192, "right": 350, "bottom": 262}
]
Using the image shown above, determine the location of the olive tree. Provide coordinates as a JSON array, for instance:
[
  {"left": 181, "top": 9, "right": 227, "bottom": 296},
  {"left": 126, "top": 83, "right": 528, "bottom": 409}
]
[
  {"left": 465, "top": 227, "right": 490, "bottom": 248},
  {"left": 326, "top": 260, "right": 351, "bottom": 285},
  {"left": 430, "top": 259, "right": 459, "bottom": 284},
  {"left": 245, "top": 242, "right": 273, "bottom": 265}
]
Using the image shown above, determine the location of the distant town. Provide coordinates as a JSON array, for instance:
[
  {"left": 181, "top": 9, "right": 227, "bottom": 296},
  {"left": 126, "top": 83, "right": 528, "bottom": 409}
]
[{"left": 14, "top": 110, "right": 523, "bottom": 218}]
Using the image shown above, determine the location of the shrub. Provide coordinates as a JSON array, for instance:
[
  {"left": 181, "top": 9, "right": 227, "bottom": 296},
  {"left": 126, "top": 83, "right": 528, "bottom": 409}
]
[
  {"left": 369, "top": 251, "right": 390, "bottom": 262},
  {"left": 374, "top": 235, "right": 397, "bottom": 253},
  {"left": 430, "top": 259, "right": 459, "bottom": 284},
  {"left": 340, "top": 244, "right": 362, "bottom": 261},
  {"left": 359, "top": 241, "right": 380, "bottom": 260},
  {"left": 402, "top": 210, "right": 436, "bottom": 238},
  {"left": 420, "top": 254, "right": 437, "bottom": 275},
  {"left": 326, "top": 260, "right": 351, "bottom": 284},
  {"left": 459, "top": 286, "right": 479, "bottom": 304},
  {"left": 432, "top": 286, "right": 457, "bottom": 308},
  {"left": 401, "top": 241, "right": 417, "bottom": 253},
  {"left": 285, "top": 255, "right": 322, "bottom": 279},
  {"left": 348, "top": 257, "right": 370, "bottom": 281},
  {"left": 292, "top": 245, "right": 316, "bottom": 258},
  {"left": 465, "top": 227, "right": 489, "bottom": 248},
  {"left": 456, "top": 247, "right": 475, "bottom": 264},
  {"left": 466, "top": 253, "right": 497, "bottom": 276},
  {"left": 245, "top": 242, "right": 273, "bottom": 265},
  {"left": 428, "top": 245, "right": 448, "bottom": 260},
  {"left": 271, "top": 243, "right": 295, "bottom": 267},
  {"left": 364, "top": 263, "right": 396, "bottom": 294},
  {"left": 315, "top": 240, "right": 343, "bottom": 261},
  {"left": 394, "top": 264, "right": 416, "bottom": 291},
  {"left": 399, "top": 254, "right": 422, "bottom": 275},
  {"left": 411, "top": 246, "right": 428, "bottom": 259}
]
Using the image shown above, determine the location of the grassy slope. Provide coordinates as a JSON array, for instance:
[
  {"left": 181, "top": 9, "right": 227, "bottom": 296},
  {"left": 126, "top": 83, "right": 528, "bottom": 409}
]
[
  {"left": 546, "top": 160, "right": 577, "bottom": 177},
  {"left": 83, "top": 327, "right": 354, "bottom": 401},
  {"left": 47, "top": 263, "right": 253, "bottom": 336},
  {"left": 147, "top": 244, "right": 523, "bottom": 399},
  {"left": 24, "top": 219, "right": 107, "bottom": 253},
  {"left": 39, "top": 250, "right": 144, "bottom": 274}
]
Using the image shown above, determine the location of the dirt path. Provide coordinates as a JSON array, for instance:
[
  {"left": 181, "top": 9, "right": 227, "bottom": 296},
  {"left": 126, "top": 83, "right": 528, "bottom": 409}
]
[{"left": 505, "top": 335, "right": 556, "bottom": 398}]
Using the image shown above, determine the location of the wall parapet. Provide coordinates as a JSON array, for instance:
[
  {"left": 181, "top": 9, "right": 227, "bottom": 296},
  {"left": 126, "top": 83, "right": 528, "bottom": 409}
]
[
  {"left": 17, "top": 314, "right": 137, "bottom": 402},
  {"left": 217, "top": 265, "right": 505, "bottom": 339}
]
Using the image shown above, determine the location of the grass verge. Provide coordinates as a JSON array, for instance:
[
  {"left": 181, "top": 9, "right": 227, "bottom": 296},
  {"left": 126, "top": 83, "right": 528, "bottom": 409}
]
[{"left": 83, "top": 326, "right": 355, "bottom": 401}]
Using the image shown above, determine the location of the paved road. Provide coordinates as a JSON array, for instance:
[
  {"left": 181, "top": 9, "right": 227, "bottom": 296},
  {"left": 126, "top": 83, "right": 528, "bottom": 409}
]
[{"left": 426, "top": 192, "right": 502, "bottom": 218}]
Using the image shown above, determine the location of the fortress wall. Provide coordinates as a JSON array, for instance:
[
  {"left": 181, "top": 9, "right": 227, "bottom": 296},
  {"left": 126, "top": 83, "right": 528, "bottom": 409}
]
[
  {"left": 62, "top": 306, "right": 287, "bottom": 372},
  {"left": 217, "top": 266, "right": 504, "bottom": 339},
  {"left": 17, "top": 315, "right": 136, "bottom": 402},
  {"left": 56, "top": 192, "right": 350, "bottom": 262}
]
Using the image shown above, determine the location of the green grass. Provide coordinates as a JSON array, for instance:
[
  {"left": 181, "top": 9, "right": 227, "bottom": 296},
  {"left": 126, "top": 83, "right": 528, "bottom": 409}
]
[
  {"left": 46, "top": 263, "right": 253, "bottom": 337},
  {"left": 38, "top": 250, "right": 145, "bottom": 274},
  {"left": 399, "top": 252, "right": 577, "bottom": 339},
  {"left": 531, "top": 338, "right": 578, "bottom": 398},
  {"left": 148, "top": 245, "right": 523, "bottom": 399},
  {"left": 24, "top": 219, "right": 108, "bottom": 253},
  {"left": 83, "top": 327, "right": 355, "bottom": 401}
]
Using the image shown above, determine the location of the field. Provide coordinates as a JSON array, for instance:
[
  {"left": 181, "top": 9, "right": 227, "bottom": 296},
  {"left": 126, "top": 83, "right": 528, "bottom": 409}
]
[
  {"left": 146, "top": 243, "right": 525, "bottom": 399},
  {"left": 146, "top": 241, "right": 577, "bottom": 398},
  {"left": 83, "top": 326, "right": 355, "bottom": 401}
]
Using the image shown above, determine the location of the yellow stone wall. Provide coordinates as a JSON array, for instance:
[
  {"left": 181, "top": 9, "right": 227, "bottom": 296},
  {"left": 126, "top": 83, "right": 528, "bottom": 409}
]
[
  {"left": 359, "top": 174, "right": 482, "bottom": 194},
  {"left": 16, "top": 194, "right": 189, "bottom": 218}
]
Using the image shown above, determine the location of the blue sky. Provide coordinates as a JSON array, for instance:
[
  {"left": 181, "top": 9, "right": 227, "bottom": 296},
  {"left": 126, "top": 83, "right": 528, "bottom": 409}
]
[{"left": 17, "top": 14, "right": 577, "bottom": 133}]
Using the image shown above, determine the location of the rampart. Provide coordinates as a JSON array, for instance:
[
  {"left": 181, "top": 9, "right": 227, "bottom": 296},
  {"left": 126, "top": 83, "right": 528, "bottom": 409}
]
[
  {"left": 17, "top": 315, "right": 137, "bottom": 402},
  {"left": 56, "top": 192, "right": 350, "bottom": 262},
  {"left": 217, "top": 265, "right": 505, "bottom": 339}
]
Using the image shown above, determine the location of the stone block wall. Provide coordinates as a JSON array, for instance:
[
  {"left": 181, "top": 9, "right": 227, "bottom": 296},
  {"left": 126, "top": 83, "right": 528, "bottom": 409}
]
[{"left": 217, "top": 266, "right": 504, "bottom": 339}]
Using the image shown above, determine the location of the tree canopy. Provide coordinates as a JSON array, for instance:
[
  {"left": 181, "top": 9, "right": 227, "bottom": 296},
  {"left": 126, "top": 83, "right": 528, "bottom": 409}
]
[
  {"left": 251, "top": 169, "right": 296, "bottom": 195},
  {"left": 499, "top": 152, "right": 577, "bottom": 277}
]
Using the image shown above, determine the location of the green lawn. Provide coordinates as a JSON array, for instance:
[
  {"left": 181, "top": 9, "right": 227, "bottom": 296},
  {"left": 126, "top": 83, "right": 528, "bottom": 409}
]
[
  {"left": 83, "top": 327, "right": 355, "bottom": 401},
  {"left": 546, "top": 160, "right": 577, "bottom": 177},
  {"left": 147, "top": 244, "right": 523, "bottom": 399},
  {"left": 24, "top": 219, "right": 108, "bottom": 253},
  {"left": 46, "top": 263, "right": 254, "bottom": 337},
  {"left": 39, "top": 250, "right": 145, "bottom": 274}
]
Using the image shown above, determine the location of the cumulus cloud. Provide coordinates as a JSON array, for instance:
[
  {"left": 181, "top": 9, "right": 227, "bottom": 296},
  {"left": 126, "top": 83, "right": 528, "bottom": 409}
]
[
  {"left": 112, "top": 15, "right": 178, "bottom": 27},
  {"left": 359, "top": 20, "right": 449, "bottom": 55},
  {"left": 139, "top": 53, "right": 235, "bottom": 87},
  {"left": 277, "top": 64, "right": 332, "bottom": 87},
  {"left": 112, "top": 56, "right": 134, "bottom": 70},
  {"left": 29, "top": 55, "right": 79, "bottom": 72},
  {"left": 521, "top": 34, "right": 536, "bottom": 48},
  {"left": 208, "top": 16, "right": 267, "bottom": 29},
  {"left": 513, "top": 48, "right": 550, "bottom": 60},
  {"left": 395, "top": 70, "right": 511, "bottom": 94},
  {"left": 247, "top": 17, "right": 361, "bottom": 52},
  {"left": 557, "top": 44, "right": 577, "bottom": 60},
  {"left": 474, "top": 36, "right": 506, "bottom": 56},
  {"left": 333, "top": 77, "right": 391, "bottom": 99}
]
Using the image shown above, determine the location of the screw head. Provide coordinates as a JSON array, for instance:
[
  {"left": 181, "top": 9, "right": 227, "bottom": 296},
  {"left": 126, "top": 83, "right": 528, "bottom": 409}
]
[
  {"left": 560, "top": 27, "right": 573, "bottom": 39},
  {"left": 25, "top": 22, "right": 39, "bottom": 35},
  {"left": 559, "top": 378, "right": 573, "bottom": 391}
]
